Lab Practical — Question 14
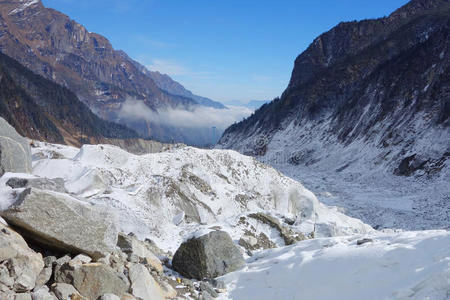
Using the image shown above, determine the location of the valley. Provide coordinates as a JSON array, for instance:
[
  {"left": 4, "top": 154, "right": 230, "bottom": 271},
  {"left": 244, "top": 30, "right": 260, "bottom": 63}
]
[{"left": 0, "top": 0, "right": 448, "bottom": 299}]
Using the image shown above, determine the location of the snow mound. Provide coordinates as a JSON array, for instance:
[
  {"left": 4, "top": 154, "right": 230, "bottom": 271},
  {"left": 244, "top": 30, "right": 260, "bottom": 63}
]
[
  {"left": 31, "top": 142, "right": 372, "bottom": 251},
  {"left": 220, "top": 230, "right": 450, "bottom": 300}
]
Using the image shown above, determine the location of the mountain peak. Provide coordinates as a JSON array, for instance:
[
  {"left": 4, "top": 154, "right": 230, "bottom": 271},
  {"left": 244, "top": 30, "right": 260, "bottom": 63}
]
[
  {"left": 3, "top": 0, "right": 42, "bottom": 15},
  {"left": 390, "top": 0, "right": 449, "bottom": 19}
]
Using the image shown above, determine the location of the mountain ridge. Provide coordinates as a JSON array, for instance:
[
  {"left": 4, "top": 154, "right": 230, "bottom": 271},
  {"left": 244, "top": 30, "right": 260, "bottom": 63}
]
[
  {"left": 0, "top": 50, "right": 138, "bottom": 146},
  {"left": 0, "top": 0, "right": 225, "bottom": 144},
  {"left": 218, "top": 0, "right": 449, "bottom": 177}
]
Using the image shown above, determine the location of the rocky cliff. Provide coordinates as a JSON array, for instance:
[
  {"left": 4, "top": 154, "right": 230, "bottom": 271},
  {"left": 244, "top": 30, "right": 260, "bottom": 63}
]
[{"left": 219, "top": 0, "right": 450, "bottom": 178}]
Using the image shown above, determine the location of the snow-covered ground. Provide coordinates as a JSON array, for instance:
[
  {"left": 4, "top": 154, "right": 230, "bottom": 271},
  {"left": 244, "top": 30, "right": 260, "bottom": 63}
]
[
  {"left": 1, "top": 141, "right": 448, "bottom": 299},
  {"left": 220, "top": 230, "right": 450, "bottom": 300},
  {"left": 221, "top": 115, "right": 450, "bottom": 231},
  {"left": 267, "top": 161, "right": 450, "bottom": 231},
  {"left": 28, "top": 142, "right": 371, "bottom": 252}
]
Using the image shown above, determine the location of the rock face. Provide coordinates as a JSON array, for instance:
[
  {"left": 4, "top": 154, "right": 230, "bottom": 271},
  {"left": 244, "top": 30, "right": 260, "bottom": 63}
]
[
  {"left": 0, "top": 188, "right": 118, "bottom": 258},
  {"left": 218, "top": 0, "right": 450, "bottom": 177},
  {"left": 0, "top": 118, "right": 31, "bottom": 175},
  {"left": 172, "top": 231, "right": 245, "bottom": 279},
  {"left": 0, "top": 223, "right": 44, "bottom": 293}
]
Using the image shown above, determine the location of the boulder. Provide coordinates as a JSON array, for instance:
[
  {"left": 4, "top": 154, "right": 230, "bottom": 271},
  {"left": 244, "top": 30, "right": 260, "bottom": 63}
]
[
  {"left": 0, "top": 118, "right": 31, "bottom": 176},
  {"left": 172, "top": 231, "right": 245, "bottom": 279},
  {"left": 0, "top": 223, "right": 44, "bottom": 292},
  {"left": 6, "top": 177, "right": 66, "bottom": 193},
  {"left": 54, "top": 263, "right": 128, "bottom": 300},
  {"left": 128, "top": 263, "right": 164, "bottom": 300},
  {"left": 0, "top": 188, "right": 118, "bottom": 259}
]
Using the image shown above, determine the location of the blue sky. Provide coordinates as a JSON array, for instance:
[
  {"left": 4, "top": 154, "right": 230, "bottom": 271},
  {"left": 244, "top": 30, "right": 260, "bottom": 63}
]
[{"left": 42, "top": 0, "right": 409, "bottom": 104}]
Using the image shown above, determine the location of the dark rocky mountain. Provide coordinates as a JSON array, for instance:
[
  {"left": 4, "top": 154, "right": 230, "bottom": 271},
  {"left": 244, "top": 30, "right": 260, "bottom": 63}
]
[
  {"left": 0, "top": 51, "right": 137, "bottom": 146},
  {"left": 219, "top": 0, "right": 449, "bottom": 177},
  {"left": 0, "top": 0, "right": 224, "bottom": 144}
]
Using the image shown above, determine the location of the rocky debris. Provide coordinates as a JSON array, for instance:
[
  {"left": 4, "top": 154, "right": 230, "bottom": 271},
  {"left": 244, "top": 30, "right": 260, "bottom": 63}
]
[
  {"left": 50, "top": 283, "right": 80, "bottom": 300},
  {"left": 54, "top": 263, "right": 129, "bottom": 300},
  {"left": 357, "top": 238, "right": 374, "bottom": 246},
  {"left": 117, "top": 233, "right": 163, "bottom": 274},
  {"left": 248, "top": 213, "right": 306, "bottom": 245},
  {"left": 172, "top": 230, "right": 245, "bottom": 279},
  {"left": 0, "top": 118, "right": 32, "bottom": 176},
  {"left": 0, "top": 223, "right": 44, "bottom": 293},
  {"left": 6, "top": 177, "right": 66, "bottom": 193},
  {"left": 0, "top": 188, "right": 118, "bottom": 259},
  {"left": 128, "top": 263, "right": 164, "bottom": 300}
]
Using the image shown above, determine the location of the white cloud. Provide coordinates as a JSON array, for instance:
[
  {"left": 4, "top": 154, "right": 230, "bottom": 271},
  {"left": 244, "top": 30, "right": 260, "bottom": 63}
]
[{"left": 119, "top": 99, "right": 252, "bottom": 130}]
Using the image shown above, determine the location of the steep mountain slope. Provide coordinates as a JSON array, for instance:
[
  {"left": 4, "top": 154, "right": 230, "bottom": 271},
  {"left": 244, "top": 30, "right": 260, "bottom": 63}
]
[
  {"left": 0, "top": 0, "right": 225, "bottom": 144},
  {"left": 0, "top": 51, "right": 137, "bottom": 145},
  {"left": 218, "top": 0, "right": 450, "bottom": 230},
  {"left": 219, "top": 0, "right": 449, "bottom": 177}
]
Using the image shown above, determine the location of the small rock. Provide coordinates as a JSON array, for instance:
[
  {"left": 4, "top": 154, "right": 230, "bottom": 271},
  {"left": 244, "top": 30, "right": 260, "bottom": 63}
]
[
  {"left": 51, "top": 283, "right": 79, "bottom": 300},
  {"left": 43, "top": 257, "right": 56, "bottom": 268},
  {"left": 31, "top": 286, "right": 57, "bottom": 300},
  {"left": 34, "top": 267, "right": 52, "bottom": 288},
  {"left": 99, "top": 294, "right": 120, "bottom": 300},
  {"left": 117, "top": 233, "right": 163, "bottom": 273},
  {"left": 68, "top": 254, "right": 91, "bottom": 268},
  {"left": 211, "top": 279, "right": 226, "bottom": 293},
  {"left": 200, "top": 282, "right": 218, "bottom": 298},
  {"left": 357, "top": 238, "right": 373, "bottom": 245}
]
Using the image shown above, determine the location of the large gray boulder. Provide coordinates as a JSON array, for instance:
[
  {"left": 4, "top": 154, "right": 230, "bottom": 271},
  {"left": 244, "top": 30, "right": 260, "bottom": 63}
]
[
  {"left": 0, "top": 188, "right": 118, "bottom": 259},
  {"left": 0, "top": 118, "right": 31, "bottom": 176},
  {"left": 172, "top": 230, "right": 245, "bottom": 279}
]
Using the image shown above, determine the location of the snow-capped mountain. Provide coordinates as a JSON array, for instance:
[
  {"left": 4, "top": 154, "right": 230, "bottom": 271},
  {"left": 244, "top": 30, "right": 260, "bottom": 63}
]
[{"left": 218, "top": 0, "right": 450, "bottom": 230}]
